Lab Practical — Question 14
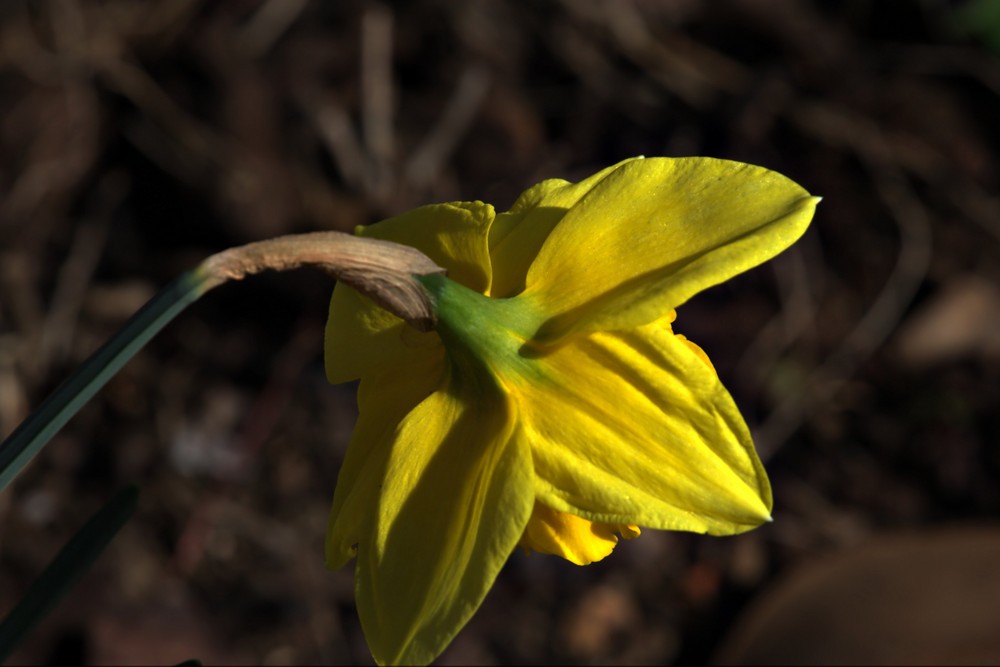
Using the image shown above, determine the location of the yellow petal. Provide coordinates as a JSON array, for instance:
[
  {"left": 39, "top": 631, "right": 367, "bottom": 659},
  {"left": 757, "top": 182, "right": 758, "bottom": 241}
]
[
  {"left": 519, "top": 501, "right": 640, "bottom": 566},
  {"left": 513, "top": 319, "right": 772, "bottom": 534},
  {"left": 518, "top": 157, "right": 818, "bottom": 343},
  {"left": 325, "top": 284, "right": 440, "bottom": 384},
  {"left": 488, "top": 158, "right": 645, "bottom": 299},
  {"left": 325, "top": 350, "right": 445, "bottom": 570},
  {"left": 675, "top": 333, "right": 716, "bottom": 373},
  {"left": 359, "top": 200, "right": 496, "bottom": 293},
  {"left": 325, "top": 201, "right": 493, "bottom": 383},
  {"left": 355, "top": 378, "right": 533, "bottom": 665}
]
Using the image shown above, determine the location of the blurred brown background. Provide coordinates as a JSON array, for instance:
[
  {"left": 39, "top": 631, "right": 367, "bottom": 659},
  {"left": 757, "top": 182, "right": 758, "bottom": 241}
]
[{"left": 2, "top": 0, "right": 1000, "bottom": 664}]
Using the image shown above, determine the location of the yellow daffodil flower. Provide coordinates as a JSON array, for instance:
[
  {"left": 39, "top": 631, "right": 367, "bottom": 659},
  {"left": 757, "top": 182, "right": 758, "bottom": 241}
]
[{"left": 324, "top": 156, "right": 819, "bottom": 665}]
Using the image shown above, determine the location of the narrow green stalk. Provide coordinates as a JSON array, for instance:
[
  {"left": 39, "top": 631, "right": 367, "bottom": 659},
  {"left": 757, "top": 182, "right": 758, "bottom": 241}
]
[
  {"left": 0, "top": 272, "right": 207, "bottom": 492},
  {"left": 0, "top": 485, "right": 139, "bottom": 662},
  {"left": 0, "top": 231, "right": 442, "bottom": 493}
]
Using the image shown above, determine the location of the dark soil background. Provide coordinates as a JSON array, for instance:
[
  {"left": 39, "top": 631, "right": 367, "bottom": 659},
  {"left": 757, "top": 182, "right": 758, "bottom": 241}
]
[{"left": 2, "top": 1, "right": 1000, "bottom": 664}]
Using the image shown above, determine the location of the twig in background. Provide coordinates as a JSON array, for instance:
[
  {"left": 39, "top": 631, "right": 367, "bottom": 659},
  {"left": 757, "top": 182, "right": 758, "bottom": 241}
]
[
  {"left": 734, "top": 243, "right": 820, "bottom": 398},
  {"left": 404, "top": 65, "right": 492, "bottom": 190},
  {"left": 757, "top": 108, "right": 933, "bottom": 459},
  {"left": 361, "top": 3, "right": 396, "bottom": 199},
  {"left": 31, "top": 174, "right": 126, "bottom": 382},
  {"left": 239, "top": 0, "right": 309, "bottom": 59}
]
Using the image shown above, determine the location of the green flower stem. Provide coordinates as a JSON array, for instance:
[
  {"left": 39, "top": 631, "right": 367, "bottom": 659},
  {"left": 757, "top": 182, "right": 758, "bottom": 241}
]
[
  {"left": 0, "top": 273, "right": 207, "bottom": 493},
  {"left": 0, "top": 231, "right": 444, "bottom": 493}
]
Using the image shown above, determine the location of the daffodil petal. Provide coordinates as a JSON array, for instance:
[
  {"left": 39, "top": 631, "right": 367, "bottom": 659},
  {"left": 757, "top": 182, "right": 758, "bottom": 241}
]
[
  {"left": 325, "top": 201, "right": 494, "bottom": 383},
  {"left": 355, "top": 381, "right": 533, "bottom": 665},
  {"left": 325, "top": 350, "right": 445, "bottom": 570},
  {"left": 488, "top": 158, "right": 645, "bottom": 299},
  {"left": 515, "top": 320, "right": 772, "bottom": 534},
  {"left": 676, "top": 333, "right": 716, "bottom": 373},
  {"left": 359, "top": 200, "right": 496, "bottom": 292},
  {"left": 325, "top": 284, "right": 441, "bottom": 384},
  {"left": 519, "top": 157, "right": 818, "bottom": 343}
]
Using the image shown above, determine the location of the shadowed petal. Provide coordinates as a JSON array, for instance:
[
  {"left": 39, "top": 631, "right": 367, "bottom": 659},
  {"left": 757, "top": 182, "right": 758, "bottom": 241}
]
[
  {"left": 355, "top": 379, "right": 533, "bottom": 665},
  {"left": 326, "top": 201, "right": 494, "bottom": 383},
  {"left": 325, "top": 284, "right": 440, "bottom": 384},
  {"left": 325, "top": 351, "right": 445, "bottom": 570}
]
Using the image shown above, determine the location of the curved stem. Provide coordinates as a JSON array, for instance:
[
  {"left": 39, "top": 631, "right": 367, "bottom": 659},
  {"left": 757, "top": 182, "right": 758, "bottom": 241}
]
[
  {"left": 0, "top": 231, "right": 444, "bottom": 492},
  {"left": 0, "top": 272, "right": 206, "bottom": 492}
]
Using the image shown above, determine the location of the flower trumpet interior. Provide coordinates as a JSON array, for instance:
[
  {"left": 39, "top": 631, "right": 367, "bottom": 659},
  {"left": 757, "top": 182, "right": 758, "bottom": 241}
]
[{"left": 324, "top": 156, "right": 819, "bottom": 665}]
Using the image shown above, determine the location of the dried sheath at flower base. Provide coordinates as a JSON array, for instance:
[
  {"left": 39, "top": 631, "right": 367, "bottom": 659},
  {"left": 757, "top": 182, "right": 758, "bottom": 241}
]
[{"left": 198, "top": 231, "right": 446, "bottom": 331}]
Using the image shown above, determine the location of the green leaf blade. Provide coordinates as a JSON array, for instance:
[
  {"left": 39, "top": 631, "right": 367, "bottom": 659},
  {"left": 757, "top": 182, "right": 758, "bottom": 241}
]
[{"left": 0, "top": 485, "right": 139, "bottom": 662}]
